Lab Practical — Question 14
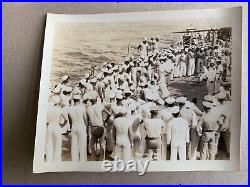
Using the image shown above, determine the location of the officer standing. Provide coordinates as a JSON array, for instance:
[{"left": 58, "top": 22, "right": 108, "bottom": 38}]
[{"left": 196, "top": 101, "right": 217, "bottom": 160}]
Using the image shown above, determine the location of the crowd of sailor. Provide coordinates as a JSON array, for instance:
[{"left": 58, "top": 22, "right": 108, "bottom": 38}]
[{"left": 46, "top": 35, "right": 232, "bottom": 162}]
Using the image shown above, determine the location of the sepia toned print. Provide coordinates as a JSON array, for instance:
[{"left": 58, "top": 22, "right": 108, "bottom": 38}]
[
  {"left": 48, "top": 21, "right": 231, "bottom": 162},
  {"left": 33, "top": 8, "right": 242, "bottom": 172}
]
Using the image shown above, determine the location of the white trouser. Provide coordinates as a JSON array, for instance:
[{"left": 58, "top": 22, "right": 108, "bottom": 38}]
[
  {"left": 115, "top": 136, "right": 131, "bottom": 161},
  {"left": 188, "top": 59, "right": 195, "bottom": 76},
  {"left": 46, "top": 124, "right": 62, "bottom": 162},
  {"left": 170, "top": 143, "right": 186, "bottom": 160},
  {"left": 189, "top": 128, "right": 200, "bottom": 160},
  {"left": 71, "top": 125, "right": 87, "bottom": 161},
  {"left": 180, "top": 63, "right": 186, "bottom": 77},
  {"left": 173, "top": 65, "right": 177, "bottom": 77}
]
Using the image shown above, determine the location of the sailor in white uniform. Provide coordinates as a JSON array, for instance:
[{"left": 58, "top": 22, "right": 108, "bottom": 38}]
[
  {"left": 68, "top": 95, "right": 88, "bottom": 161},
  {"left": 180, "top": 101, "right": 198, "bottom": 160},
  {"left": 87, "top": 97, "right": 111, "bottom": 161},
  {"left": 140, "top": 38, "right": 148, "bottom": 60},
  {"left": 168, "top": 106, "right": 190, "bottom": 160},
  {"left": 200, "top": 59, "right": 217, "bottom": 95},
  {"left": 196, "top": 101, "right": 217, "bottom": 160},
  {"left": 143, "top": 106, "right": 165, "bottom": 160},
  {"left": 60, "top": 86, "right": 73, "bottom": 133},
  {"left": 214, "top": 60, "right": 224, "bottom": 94},
  {"left": 160, "top": 97, "right": 175, "bottom": 160},
  {"left": 179, "top": 49, "right": 187, "bottom": 77},
  {"left": 46, "top": 95, "right": 65, "bottom": 162},
  {"left": 113, "top": 108, "right": 139, "bottom": 161}
]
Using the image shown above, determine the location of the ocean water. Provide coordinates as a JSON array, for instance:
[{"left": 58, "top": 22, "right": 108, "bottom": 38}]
[{"left": 50, "top": 19, "right": 224, "bottom": 87}]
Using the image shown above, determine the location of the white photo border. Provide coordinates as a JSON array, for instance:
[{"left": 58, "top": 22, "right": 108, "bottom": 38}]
[{"left": 33, "top": 7, "right": 242, "bottom": 173}]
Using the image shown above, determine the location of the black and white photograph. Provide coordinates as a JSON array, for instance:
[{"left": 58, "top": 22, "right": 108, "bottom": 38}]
[{"left": 33, "top": 8, "right": 242, "bottom": 173}]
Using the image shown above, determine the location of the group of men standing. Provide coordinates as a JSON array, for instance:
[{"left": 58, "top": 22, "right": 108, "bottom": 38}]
[{"left": 45, "top": 34, "right": 232, "bottom": 162}]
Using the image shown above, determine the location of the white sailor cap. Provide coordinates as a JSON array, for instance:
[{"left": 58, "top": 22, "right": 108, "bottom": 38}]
[
  {"left": 97, "top": 73, "right": 103, "bottom": 80},
  {"left": 107, "top": 68, "right": 113, "bottom": 74},
  {"left": 118, "top": 65, "right": 124, "bottom": 72},
  {"left": 171, "top": 106, "right": 180, "bottom": 114},
  {"left": 101, "top": 67, "right": 107, "bottom": 72},
  {"left": 139, "top": 82, "right": 146, "bottom": 87},
  {"left": 212, "top": 100, "right": 220, "bottom": 107},
  {"left": 102, "top": 68, "right": 110, "bottom": 73},
  {"left": 87, "top": 90, "right": 99, "bottom": 100},
  {"left": 150, "top": 105, "right": 159, "bottom": 112},
  {"left": 79, "top": 78, "right": 87, "bottom": 86},
  {"left": 90, "top": 77, "right": 97, "bottom": 83},
  {"left": 85, "top": 73, "right": 90, "bottom": 79},
  {"left": 52, "top": 85, "right": 61, "bottom": 94},
  {"left": 116, "top": 94, "right": 123, "bottom": 100},
  {"left": 123, "top": 88, "right": 132, "bottom": 95},
  {"left": 125, "top": 56, "right": 130, "bottom": 62},
  {"left": 120, "top": 106, "right": 128, "bottom": 114},
  {"left": 64, "top": 86, "right": 73, "bottom": 93},
  {"left": 143, "top": 37, "right": 148, "bottom": 41},
  {"left": 102, "top": 68, "right": 112, "bottom": 73},
  {"left": 103, "top": 62, "right": 108, "bottom": 66},
  {"left": 106, "top": 63, "right": 112, "bottom": 69},
  {"left": 204, "top": 95, "right": 215, "bottom": 102},
  {"left": 61, "top": 75, "right": 70, "bottom": 82},
  {"left": 73, "top": 87, "right": 81, "bottom": 95},
  {"left": 113, "top": 65, "right": 119, "bottom": 71},
  {"left": 168, "top": 53, "right": 174, "bottom": 58},
  {"left": 119, "top": 84, "right": 126, "bottom": 90},
  {"left": 215, "top": 92, "right": 226, "bottom": 100},
  {"left": 116, "top": 90, "right": 123, "bottom": 99},
  {"left": 176, "top": 97, "right": 187, "bottom": 104},
  {"left": 210, "top": 58, "right": 216, "bottom": 64},
  {"left": 129, "top": 103, "right": 137, "bottom": 111},
  {"left": 146, "top": 93, "right": 158, "bottom": 101},
  {"left": 165, "top": 97, "right": 175, "bottom": 104},
  {"left": 73, "top": 94, "right": 81, "bottom": 100},
  {"left": 103, "top": 78, "right": 110, "bottom": 85},
  {"left": 159, "top": 56, "right": 167, "bottom": 60},
  {"left": 169, "top": 47, "right": 174, "bottom": 51},
  {"left": 184, "top": 101, "right": 192, "bottom": 109},
  {"left": 82, "top": 94, "right": 89, "bottom": 101},
  {"left": 129, "top": 61, "right": 134, "bottom": 66},
  {"left": 130, "top": 85, "right": 136, "bottom": 91},
  {"left": 154, "top": 73, "right": 159, "bottom": 78},
  {"left": 202, "top": 101, "right": 213, "bottom": 109}
]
